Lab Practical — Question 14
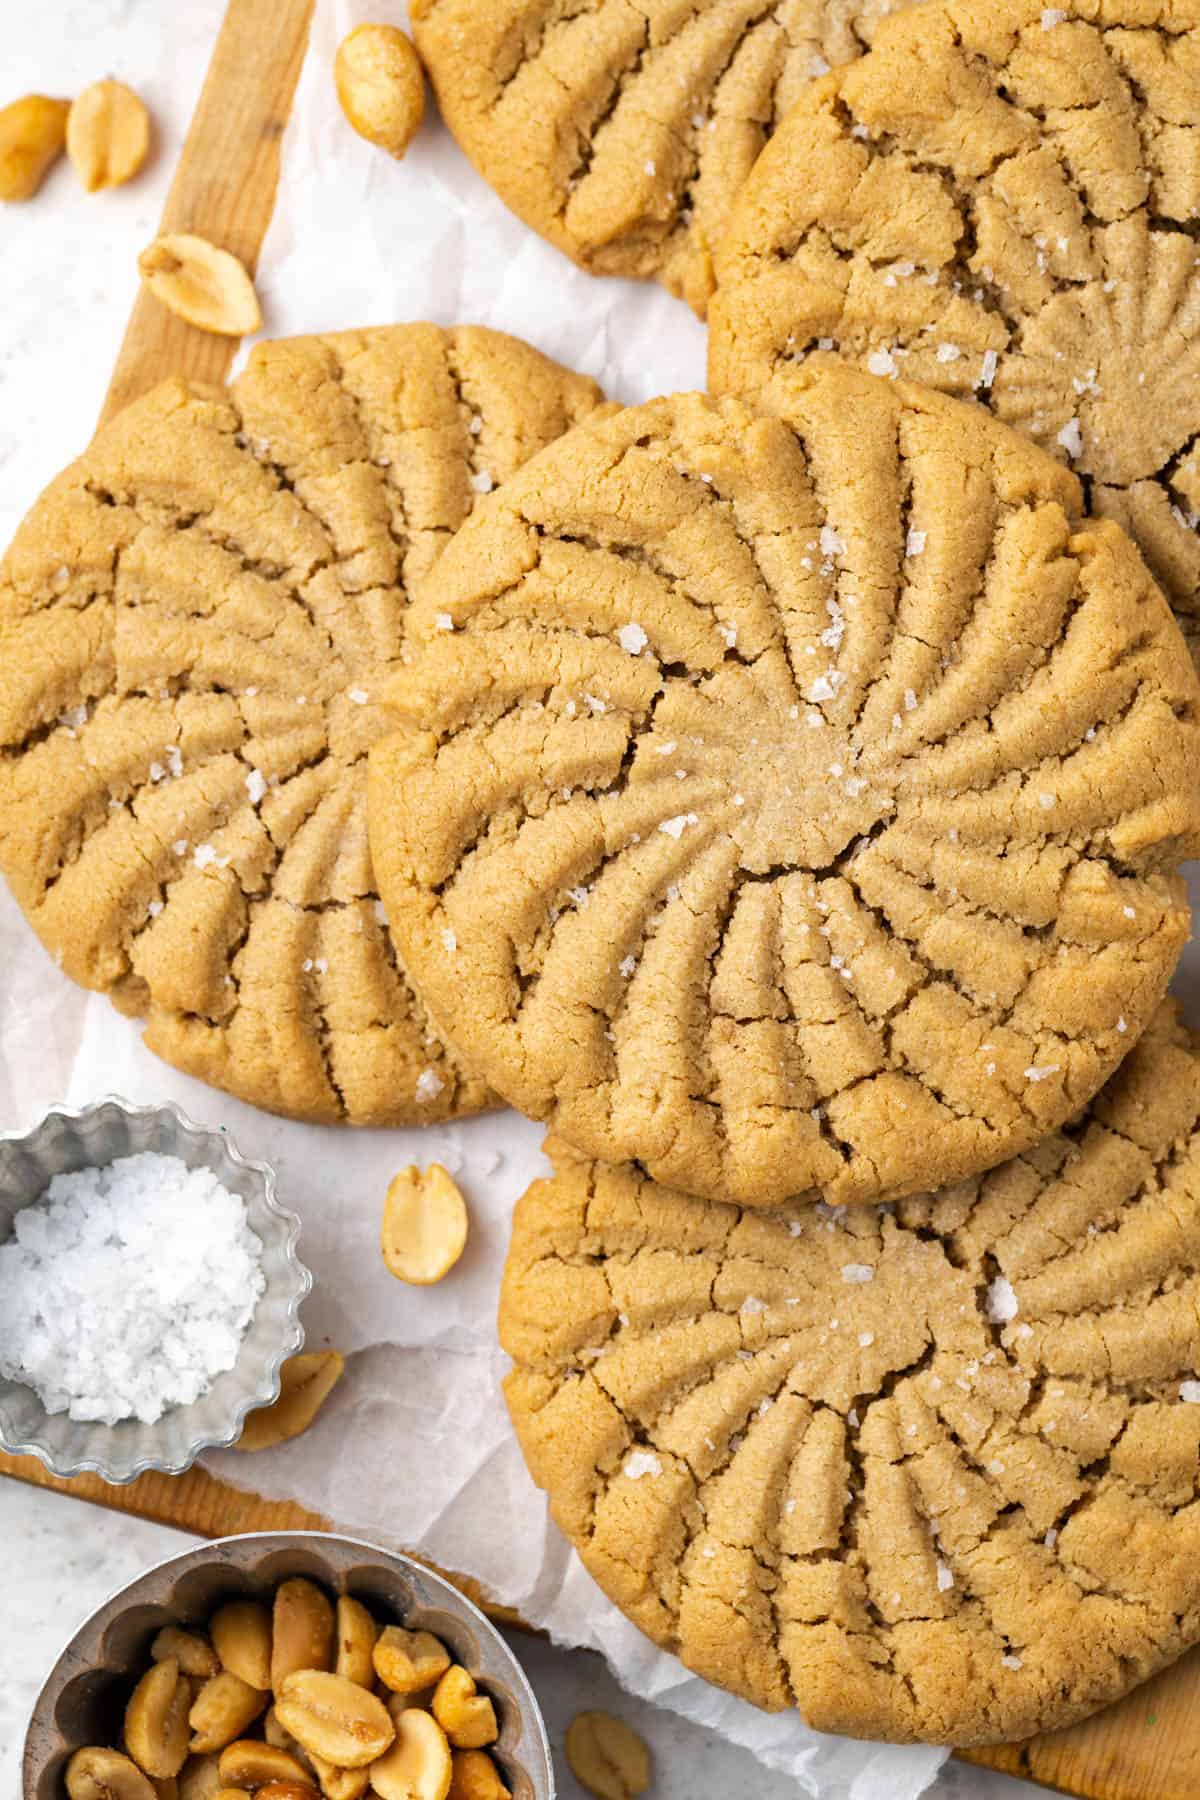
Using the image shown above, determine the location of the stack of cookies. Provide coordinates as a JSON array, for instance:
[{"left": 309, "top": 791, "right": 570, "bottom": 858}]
[{"left": 5, "top": 0, "right": 1200, "bottom": 1753}]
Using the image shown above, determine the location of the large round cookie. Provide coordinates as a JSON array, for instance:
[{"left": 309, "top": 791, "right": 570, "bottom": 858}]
[
  {"left": 709, "top": 0, "right": 1200, "bottom": 661},
  {"left": 501, "top": 1001, "right": 1200, "bottom": 1744},
  {"left": 411, "top": 0, "right": 906, "bottom": 315},
  {"left": 368, "top": 375, "right": 1200, "bottom": 1207},
  {"left": 0, "top": 325, "right": 605, "bottom": 1126}
]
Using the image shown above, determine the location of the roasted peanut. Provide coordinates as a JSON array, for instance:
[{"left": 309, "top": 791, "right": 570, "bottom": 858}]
[
  {"left": 447, "top": 1752, "right": 511, "bottom": 1800},
  {"left": 189, "top": 1673, "right": 269, "bottom": 1755},
  {"left": 256, "top": 1788, "right": 320, "bottom": 1800},
  {"left": 369, "top": 1708, "right": 452, "bottom": 1800},
  {"left": 154, "top": 1780, "right": 180, "bottom": 1800},
  {"left": 137, "top": 234, "right": 261, "bottom": 336},
  {"left": 125, "top": 1658, "right": 192, "bottom": 1780},
  {"left": 431, "top": 1667, "right": 497, "bottom": 1751},
  {"left": 275, "top": 1670, "right": 394, "bottom": 1769},
  {"left": 334, "top": 25, "right": 424, "bottom": 160},
  {"left": 333, "top": 1595, "right": 378, "bottom": 1688},
  {"left": 373, "top": 1627, "right": 452, "bottom": 1697},
  {"left": 0, "top": 94, "right": 69, "bottom": 202},
  {"left": 382, "top": 1166, "right": 468, "bottom": 1285},
  {"left": 307, "top": 1756, "right": 369, "bottom": 1800},
  {"left": 564, "top": 1712, "right": 650, "bottom": 1800},
  {"left": 211, "top": 1600, "right": 273, "bottom": 1689},
  {"left": 237, "top": 1351, "right": 345, "bottom": 1452},
  {"left": 152, "top": 1628, "right": 221, "bottom": 1681},
  {"left": 213, "top": 1792, "right": 252, "bottom": 1799},
  {"left": 66, "top": 1746, "right": 157, "bottom": 1800},
  {"left": 271, "top": 1577, "right": 336, "bottom": 1688},
  {"left": 177, "top": 1755, "right": 223, "bottom": 1800},
  {"left": 66, "top": 78, "right": 150, "bottom": 190},
  {"left": 263, "top": 1708, "right": 315, "bottom": 1771},
  {"left": 218, "top": 1741, "right": 311, "bottom": 1789}
]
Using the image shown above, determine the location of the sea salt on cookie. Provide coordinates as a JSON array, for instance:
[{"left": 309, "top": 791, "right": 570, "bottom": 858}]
[
  {"left": 710, "top": 0, "right": 1200, "bottom": 660},
  {"left": 411, "top": 0, "right": 907, "bottom": 315},
  {"left": 0, "top": 324, "right": 605, "bottom": 1126},
  {"left": 368, "top": 375, "right": 1200, "bottom": 1208},
  {"left": 501, "top": 1001, "right": 1200, "bottom": 1744}
]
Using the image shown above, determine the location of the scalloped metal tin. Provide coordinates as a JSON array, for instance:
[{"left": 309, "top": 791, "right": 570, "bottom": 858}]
[
  {"left": 24, "top": 1531, "right": 555, "bottom": 1799},
  {"left": 0, "top": 1096, "right": 310, "bottom": 1483}
]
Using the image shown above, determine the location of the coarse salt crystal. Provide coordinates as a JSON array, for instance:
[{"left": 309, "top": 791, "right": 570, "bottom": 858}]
[
  {"left": 1180, "top": 1380, "right": 1200, "bottom": 1403},
  {"left": 906, "top": 529, "right": 927, "bottom": 557},
  {"left": 470, "top": 469, "right": 494, "bottom": 494},
  {"left": 441, "top": 927, "right": 457, "bottom": 952},
  {"left": 741, "top": 1296, "right": 766, "bottom": 1315},
  {"left": 245, "top": 769, "right": 267, "bottom": 805},
  {"left": 348, "top": 688, "right": 369, "bottom": 705},
  {"left": 936, "top": 1561, "right": 954, "bottom": 1591},
  {"left": 1001, "top": 1653, "right": 1023, "bottom": 1670},
  {"left": 624, "top": 1449, "right": 662, "bottom": 1479},
  {"left": 867, "top": 347, "right": 897, "bottom": 378},
  {"left": 841, "top": 1263, "right": 874, "bottom": 1283},
  {"left": 1057, "top": 417, "right": 1083, "bottom": 459},
  {"left": 1024, "top": 1064, "right": 1059, "bottom": 1082},
  {"left": 986, "top": 1275, "right": 1018, "bottom": 1323},
  {"left": 415, "top": 1068, "right": 444, "bottom": 1103},
  {"left": 0, "top": 1153, "right": 264, "bottom": 1425},
  {"left": 618, "top": 622, "right": 648, "bottom": 655},
  {"left": 434, "top": 613, "right": 455, "bottom": 631},
  {"left": 659, "top": 813, "right": 697, "bottom": 839},
  {"left": 1041, "top": 6, "right": 1066, "bottom": 22}
]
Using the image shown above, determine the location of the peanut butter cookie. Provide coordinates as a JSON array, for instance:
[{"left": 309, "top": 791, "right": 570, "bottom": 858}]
[
  {"left": 710, "top": 0, "right": 1200, "bottom": 661},
  {"left": 411, "top": 0, "right": 906, "bottom": 316},
  {"left": 368, "top": 375, "right": 1200, "bottom": 1207},
  {"left": 0, "top": 325, "right": 605, "bottom": 1125},
  {"left": 501, "top": 1001, "right": 1200, "bottom": 1743}
]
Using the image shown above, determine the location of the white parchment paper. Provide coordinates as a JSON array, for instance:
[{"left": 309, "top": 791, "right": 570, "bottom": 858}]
[{"left": 5, "top": 2, "right": 1198, "bottom": 1790}]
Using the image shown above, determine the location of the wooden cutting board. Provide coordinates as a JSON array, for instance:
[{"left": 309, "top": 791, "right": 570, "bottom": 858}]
[{"left": 3, "top": 2, "right": 1199, "bottom": 1791}]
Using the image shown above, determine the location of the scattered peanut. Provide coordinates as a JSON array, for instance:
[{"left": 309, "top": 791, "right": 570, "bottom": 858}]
[
  {"left": 255, "top": 1787, "right": 320, "bottom": 1800},
  {"left": 275, "top": 1671, "right": 394, "bottom": 1769},
  {"left": 373, "top": 1627, "right": 452, "bottom": 1695},
  {"left": 126, "top": 1659, "right": 192, "bottom": 1780},
  {"left": 564, "top": 1712, "right": 651, "bottom": 1800},
  {"left": 431, "top": 1667, "right": 498, "bottom": 1751},
  {"left": 155, "top": 1778, "right": 181, "bottom": 1800},
  {"left": 211, "top": 1600, "right": 273, "bottom": 1690},
  {"left": 66, "top": 78, "right": 150, "bottom": 190},
  {"left": 189, "top": 1673, "right": 269, "bottom": 1755},
  {"left": 137, "top": 233, "right": 261, "bottom": 336},
  {"left": 369, "top": 1708, "right": 452, "bottom": 1800},
  {"left": 334, "top": 25, "right": 424, "bottom": 160},
  {"left": 447, "top": 1751, "right": 511, "bottom": 1800},
  {"left": 0, "top": 94, "right": 70, "bottom": 201},
  {"left": 218, "top": 1741, "right": 311, "bottom": 1789},
  {"left": 272, "top": 1578, "right": 336, "bottom": 1688},
  {"left": 66, "top": 1746, "right": 157, "bottom": 1800},
  {"left": 381, "top": 1166, "right": 468, "bottom": 1285},
  {"left": 237, "top": 1350, "right": 345, "bottom": 1452},
  {"left": 334, "top": 1595, "right": 379, "bottom": 1688},
  {"left": 152, "top": 1628, "right": 221, "bottom": 1681},
  {"left": 213, "top": 1791, "right": 251, "bottom": 1800},
  {"left": 263, "top": 1710, "right": 313, "bottom": 1771}
]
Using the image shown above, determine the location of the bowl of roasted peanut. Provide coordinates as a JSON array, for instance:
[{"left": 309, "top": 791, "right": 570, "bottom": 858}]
[{"left": 24, "top": 1531, "right": 553, "bottom": 1800}]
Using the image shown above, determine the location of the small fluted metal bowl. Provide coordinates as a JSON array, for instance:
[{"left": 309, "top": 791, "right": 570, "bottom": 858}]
[
  {"left": 24, "top": 1531, "right": 555, "bottom": 1799},
  {"left": 0, "top": 1097, "right": 309, "bottom": 1483}
]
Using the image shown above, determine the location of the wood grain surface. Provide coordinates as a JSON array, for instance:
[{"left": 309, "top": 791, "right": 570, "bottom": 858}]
[{"left": 4, "top": 1, "right": 1200, "bottom": 1793}]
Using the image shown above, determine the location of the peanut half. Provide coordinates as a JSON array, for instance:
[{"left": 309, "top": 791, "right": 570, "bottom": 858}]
[
  {"left": 334, "top": 25, "right": 424, "bottom": 161},
  {"left": 271, "top": 1577, "right": 336, "bottom": 1688},
  {"left": 152, "top": 1628, "right": 220, "bottom": 1681},
  {"left": 564, "top": 1712, "right": 651, "bottom": 1800},
  {"left": 66, "top": 78, "right": 150, "bottom": 190},
  {"left": 137, "top": 234, "right": 261, "bottom": 337},
  {"left": 211, "top": 1599, "right": 273, "bottom": 1689},
  {"left": 189, "top": 1673, "right": 269, "bottom": 1756},
  {"left": 237, "top": 1350, "right": 344, "bottom": 1453},
  {"left": 381, "top": 1166, "right": 468, "bottom": 1286},
  {"left": 66, "top": 1747, "right": 157, "bottom": 1800},
  {"left": 431, "top": 1668, "right": 497, "bottom": 1751},
  {"left": 373, "top": 1627, "right": 452, "bottom": 1696},
  {"left": 177, "top": 1755, "right": 223, "bottom": 1800},
  {"left": 370, "top": 1709, "right": 452, "bottom": 1800},
  {"left": 255, "top": 1787, "right": 321, "bottom": 1800},
  {"left": 307, "top": 1755, "right": 369, "bottom": 1800},
  {"left": 218, "top": 1742, "right": 310, "bottom": 1789},
  {"left": 447, "top": 1751, "right": 511, "bottom": 1800},
  {"left": 275, "top": 1671, "right": 394, "bottom": 1769},
  {"left": 334, "top": 1594, "right": 379, "bottom": 1688},
  {"left": 126, "top": 1659, "right": 192, "bottom": 1780},
  {"left": 0, "top": 94, "right": 70, "bottom": 201}
]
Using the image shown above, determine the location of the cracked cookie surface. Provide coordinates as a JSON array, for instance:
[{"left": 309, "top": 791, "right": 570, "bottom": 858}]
[
  {"left": 411, "top": 0, "right": 908, "bottom": 315},
  {"left": 501, "top": 1000, "right": 1200, "bottom": 1743},
  {"left": 709, "top": 0, "right": 1200, "bottom": 663},
  {"left": 0, "top": 324, "right": 605, "bottom": 1126},
  {"left": 368, "top": 374, "right": 1200, "bottom": 1207}
]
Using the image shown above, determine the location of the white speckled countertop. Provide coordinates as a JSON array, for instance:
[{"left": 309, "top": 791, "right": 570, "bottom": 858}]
[{"left": 1, "top": 4, "right": 1059, "bottom": 1795}]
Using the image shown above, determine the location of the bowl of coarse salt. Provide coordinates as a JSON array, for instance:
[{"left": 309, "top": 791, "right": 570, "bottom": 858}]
[{"left": 0, "top": 1097, "right": 310, "bottom": 1483}]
